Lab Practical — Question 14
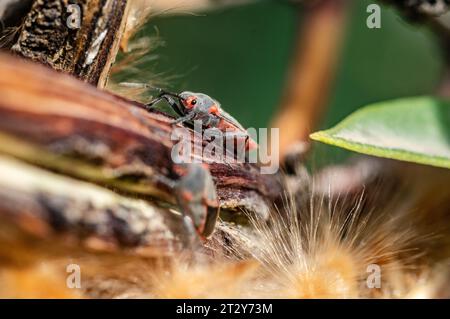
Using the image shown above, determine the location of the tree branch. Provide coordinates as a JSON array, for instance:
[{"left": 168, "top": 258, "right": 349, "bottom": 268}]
[
  {"left": 0, "top": 53, "right": 282, "bottom": 228},
  {"left": 10, "top": 0, "right": 130, "bottom": 87}
]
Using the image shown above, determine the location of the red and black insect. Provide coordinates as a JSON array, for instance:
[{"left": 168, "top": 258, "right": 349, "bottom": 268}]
[
  {"left": 154, "top": 163, "right": 219, "bottom": 239},
  {"left": 120, "top": 83, "right": 257, "bottom": 239},
  {"left": 173, "top": 163, "right": 219, "bottom": 239},
  {"left": 121, "top": 83, "right": 258, "bottom": 151}
]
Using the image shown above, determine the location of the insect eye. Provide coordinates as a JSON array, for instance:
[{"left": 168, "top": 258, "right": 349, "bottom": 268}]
[{"left": 191, "top": 99, "right": 197, "bottom": 106}]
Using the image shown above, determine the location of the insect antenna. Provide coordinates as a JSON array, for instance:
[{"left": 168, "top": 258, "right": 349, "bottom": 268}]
[{"left": 119, "top": 82, "right": 185, "bottom": 101}]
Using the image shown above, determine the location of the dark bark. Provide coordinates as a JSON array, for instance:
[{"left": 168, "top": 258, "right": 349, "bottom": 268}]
[
  {"left": 0, "top": 0, "right": 33, "bottom": 28},
  {"left": 0, "top": 53, "right": 283, "bottom": 227},
  {"left": 10, "top": 0, "right": 129, "bottom": 87}
]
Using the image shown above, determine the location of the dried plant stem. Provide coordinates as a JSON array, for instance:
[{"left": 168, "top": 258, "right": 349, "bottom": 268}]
[{"left": 271, "top": 0, "right": 348, "bottom": 159}]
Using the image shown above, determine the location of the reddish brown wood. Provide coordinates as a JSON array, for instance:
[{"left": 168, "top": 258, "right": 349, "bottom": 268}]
[{"left": 0, "top": 53, "right": 283, "bottom": 219}]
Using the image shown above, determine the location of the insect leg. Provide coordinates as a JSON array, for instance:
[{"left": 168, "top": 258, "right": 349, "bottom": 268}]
[
  {"left": 171, "top": 112, "right": 195, "bottom": 125},
  {"left": 145, "top": 96, "right": 164, "bottom": 110},
  {"left": 163, "top": 95, "right": 185, "bottom": 116},
  {"left": 146, "top": 93, "right": 185, "bottom": 117},
  {"left": 182, "top": 215, "right": 201, "bottom": 248}
]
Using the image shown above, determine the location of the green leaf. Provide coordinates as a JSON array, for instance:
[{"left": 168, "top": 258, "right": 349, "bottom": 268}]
[{"left": 310, "top": 96, "right": 450, "bottom": 169}]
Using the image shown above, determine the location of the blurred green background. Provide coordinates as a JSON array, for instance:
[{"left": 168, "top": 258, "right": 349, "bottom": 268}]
[{"left": 127, "top": 0, "right": 444, "bottom": 164}]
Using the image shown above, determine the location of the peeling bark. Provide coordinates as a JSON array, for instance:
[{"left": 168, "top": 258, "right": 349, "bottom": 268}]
[
  {"left": 0, "top": 0, "right": 283, "bottom": 263},
  {"left": 0, "top": 155, "right": 188, "bottom": 259},
  {"left": 10, "top": 0, "right": 129, "bottom": 87},
  {"left": 0, "top": 53, "right": 283, "bottom": 224}
]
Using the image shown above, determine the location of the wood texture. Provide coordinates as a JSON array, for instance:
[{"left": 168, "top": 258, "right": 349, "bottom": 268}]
[
  {"left": 10, "top": 0, "right": 129, "bottom": 87},
  {"left": 0, "top": 53, "right": 282, "bottom": 227},
  {"left": 0, "top": 155, "right": 189, "bottom": 259}
]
